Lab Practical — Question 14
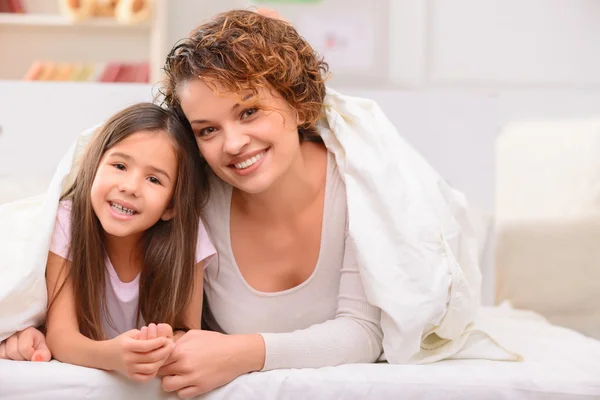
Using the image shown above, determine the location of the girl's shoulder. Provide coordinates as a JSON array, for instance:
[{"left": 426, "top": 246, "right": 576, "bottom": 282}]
[
  {"left": 195, "top": 216, "right": 217, "bottom": 265},
  {"left": 56, "top": 199, "right": 74, "bottom": 222}
]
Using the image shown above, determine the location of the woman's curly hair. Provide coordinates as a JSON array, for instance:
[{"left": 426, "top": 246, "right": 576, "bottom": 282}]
[{"left": 161, "top": 9, "right": 329, "bottom": 140}]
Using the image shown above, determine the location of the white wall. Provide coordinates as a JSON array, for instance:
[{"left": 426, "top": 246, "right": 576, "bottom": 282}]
[
  {"left": 2, "top": 0, "right": 600, "bottom": 305},
  {"left": 3, "top": 0, "right": 600, "bottom": 206},
  {"left": 164, "top": 0, "right": 600, "bottom": 90}
]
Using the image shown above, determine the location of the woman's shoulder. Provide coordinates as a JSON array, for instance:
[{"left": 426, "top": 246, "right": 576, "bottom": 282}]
[{"left": 205, "top": 174, "right": 230, "bottom": 210}]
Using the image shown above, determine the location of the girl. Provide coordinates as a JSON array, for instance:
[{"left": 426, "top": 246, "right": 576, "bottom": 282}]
[
  {"left": 43, "top": 103, "right": 215, "bottom": 381},
  {"left": 157, "top": 9, "right": 383, "bottom": 398}
]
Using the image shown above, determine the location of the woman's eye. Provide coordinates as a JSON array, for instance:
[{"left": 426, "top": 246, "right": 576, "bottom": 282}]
[
  {"left": 241, "top": 108, "right": 258, "bottom": 120},
  {"left": 147, "top": 177, "right": 161, "bottom": 185},
  {"left": 114, "top": 163, "right": 126, "bottom": 171}
]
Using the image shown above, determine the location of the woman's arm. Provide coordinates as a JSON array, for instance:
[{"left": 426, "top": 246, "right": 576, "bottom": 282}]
[
  {"left": 158, "top": 236, "right": 382, "bottom": 397},
  {"left": 258, "top": 234, "right": 383, "bottom": 370}
]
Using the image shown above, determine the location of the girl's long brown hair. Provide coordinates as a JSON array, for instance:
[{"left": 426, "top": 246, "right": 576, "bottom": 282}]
[{"left": 51, "top": 103, "right": 208, "bottom": 340}]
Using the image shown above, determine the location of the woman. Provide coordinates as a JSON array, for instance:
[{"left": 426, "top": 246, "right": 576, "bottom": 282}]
[{"left": 156, "top": 8, "right": 384, "bottom": 398}]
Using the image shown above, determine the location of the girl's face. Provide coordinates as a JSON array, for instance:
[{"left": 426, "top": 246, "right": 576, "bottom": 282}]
[
  {"left": 177, "top": 79, "right": 301, "bottom": 194},
  {"left": 90, "top": 131, "right": 178, "bottom": 239}
]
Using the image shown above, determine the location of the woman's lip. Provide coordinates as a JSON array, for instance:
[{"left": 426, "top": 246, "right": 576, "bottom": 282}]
[
  {"left": 227, "top": 148, "right": 269, "bottom": 166},
  {"left": 229, "top": 149, "right": 268, "bottom": 176}
]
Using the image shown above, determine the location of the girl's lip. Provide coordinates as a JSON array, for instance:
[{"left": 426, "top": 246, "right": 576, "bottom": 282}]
[
  {"left": 107, "top": 201, "right": 137, "bottom": 220},
  {"left": 109, "top": 200, "right": 139, "bottom": 213}
]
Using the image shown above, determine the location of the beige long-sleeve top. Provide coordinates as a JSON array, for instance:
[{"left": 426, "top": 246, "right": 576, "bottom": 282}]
[{"left": 202, "top": 152, "right": 383, "bottom": 371}]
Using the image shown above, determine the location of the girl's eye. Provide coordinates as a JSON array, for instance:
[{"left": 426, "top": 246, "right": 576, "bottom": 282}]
[
  {"left": 147, "top": 177, "right": 161, "bottom": 185},
  {"left": 241, "top": 108, "right": 258, "bottom": 120},
  {"left": 114, "top": 163, "right": 126, "bottom": 171},
  {"left": 198, "top": 127, "right": 217, "bottom": 137}
]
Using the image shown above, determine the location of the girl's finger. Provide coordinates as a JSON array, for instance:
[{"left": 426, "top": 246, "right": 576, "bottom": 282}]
[
  {"left": 130, "top": 372, "right": 156, "bottom": 383},
  {"left": 139, "top": 326, "right": 148, "bottom": 341},
  {"left": 127, "top": 342, "right": 175, "bottom": 364},
  {"left": 5, "top": 336, "right": 25, "bottom": 361},
  {"left": 147, "top": 323, "right": 158, "bottom": 340},
  {"left": 123, "top": 336, "right": 166, "bottom": 353},
  {"left": 31, "top": 348, "right": 52, "bottom": 362},
  {"left": 0, "top": 341, "right": 8, "bottom": 359},
  {"left": 132, "top": 359, "right": 166, "bottom": 375},
  {"left": 157, "top": 323, "right": 173, "bottom": 338}
]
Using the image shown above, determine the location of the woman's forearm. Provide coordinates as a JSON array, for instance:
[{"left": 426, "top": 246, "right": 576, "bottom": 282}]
[
  {"left": 47, "top": 329, "right": 116, "bottom": 371},
  {"left": 229, "top": 333, "right": 266, "bottom": 374},
  {"left": 259, "top": 317, "right": 382, "bottom": 371}
]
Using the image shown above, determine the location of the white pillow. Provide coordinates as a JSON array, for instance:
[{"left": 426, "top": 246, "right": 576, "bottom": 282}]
[
  {"left": 495, "top": 117, "right": 600, "bottom": 339},
  {"left": 0, "top": 126, "right": 95, "bottom": 342}
]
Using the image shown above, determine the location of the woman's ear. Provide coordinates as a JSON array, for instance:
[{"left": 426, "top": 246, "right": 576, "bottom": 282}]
[{"left": 161, "top": 207, "right": 175, "bottom": 221}]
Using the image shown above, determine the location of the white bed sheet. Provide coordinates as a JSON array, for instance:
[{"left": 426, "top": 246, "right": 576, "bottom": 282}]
[{"left": 1, "top": 305, "right": 599, "bottom": 400}]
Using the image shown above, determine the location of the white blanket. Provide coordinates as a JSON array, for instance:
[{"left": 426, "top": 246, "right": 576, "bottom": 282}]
[
  {"left": 1, "top": 90, "right": 510, "bottom": 363},
  {"left": 2, "top": 305, "right": 599, "bottom": 400},
  {"left": 321, "top": 89, "right": 509, "bottom": 362}
]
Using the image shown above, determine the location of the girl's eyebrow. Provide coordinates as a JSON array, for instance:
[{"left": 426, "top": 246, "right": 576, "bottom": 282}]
[
  {"left": 108, "top": 152, "right": 172, "bottom": 182},
  {"left": 190, "top": 93, "right": 255, "bottom": 125}
]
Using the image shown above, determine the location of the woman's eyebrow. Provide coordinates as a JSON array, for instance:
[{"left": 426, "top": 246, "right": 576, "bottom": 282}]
[{"left": 190, "top": 94, "right": 256, "bottom": 124}]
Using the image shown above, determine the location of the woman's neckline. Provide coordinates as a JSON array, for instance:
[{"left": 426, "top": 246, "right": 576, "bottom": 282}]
[{"left": 225, "top": 151, "right": 333, "bottom": 297}]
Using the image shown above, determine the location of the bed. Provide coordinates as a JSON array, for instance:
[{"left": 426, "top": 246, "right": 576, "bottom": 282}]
[{"left": 1, "top": 304, "right": 599, "bottom": 400}]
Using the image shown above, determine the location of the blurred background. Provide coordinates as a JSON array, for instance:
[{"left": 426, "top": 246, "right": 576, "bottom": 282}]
[{"left": 1, "top": 0, "right": 599, "bottom": 338}]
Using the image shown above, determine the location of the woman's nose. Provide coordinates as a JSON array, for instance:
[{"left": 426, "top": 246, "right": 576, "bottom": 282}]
[{"left": 223, "top": 126, "right": 251, "bottom": 155}]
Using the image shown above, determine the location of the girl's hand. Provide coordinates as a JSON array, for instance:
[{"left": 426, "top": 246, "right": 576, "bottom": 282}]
[
  {"left": 158, "top": 330, "right": 265, "bottom": 398},
  {"left": 139, "top": 323, "right": 173, "bottom": 341},
  {"left": 0, "top": 327, "right": 52, "bottom": 362},
  {"left": 110, "top": 328, "right": 175, "bottom": 382}
]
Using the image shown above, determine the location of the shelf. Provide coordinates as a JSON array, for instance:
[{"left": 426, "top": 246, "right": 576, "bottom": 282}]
[{"left": 0, "top": 13, "right": 150, "bottom": 29}]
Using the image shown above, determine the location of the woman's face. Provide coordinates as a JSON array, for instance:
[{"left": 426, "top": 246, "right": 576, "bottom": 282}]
[{"left": 177, "top": 79, "right": 301, "bottom": 194}]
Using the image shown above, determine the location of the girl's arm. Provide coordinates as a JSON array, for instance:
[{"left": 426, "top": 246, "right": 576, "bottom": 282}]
[
  {"left": 173, "top": 260, "right": 206, "bottom": 341},
  {"left": 45, "top": 251, "right": 170, "bottom": 378},
  {"left": 45, "top": 251, "right": 116, "bottom": 370}
]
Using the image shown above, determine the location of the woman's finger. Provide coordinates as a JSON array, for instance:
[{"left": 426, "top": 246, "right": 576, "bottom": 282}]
[
  {"left": 161, "top": 373, "right": 189, "bottom": 393},
  {"left": 177, "top": 385, "right": 203, "bottom": 399}
]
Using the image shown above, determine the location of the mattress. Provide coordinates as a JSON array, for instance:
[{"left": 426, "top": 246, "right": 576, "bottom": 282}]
[{"left": 1, "top": 305, "right": 599, "bottom": 400}]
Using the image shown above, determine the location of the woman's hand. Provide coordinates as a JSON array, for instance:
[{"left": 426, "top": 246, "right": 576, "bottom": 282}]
[
  {"left": 158, "top": 330, "right": 265, "bottom": 398},
  {"left": 0, "top": 327, "right": 52, "bottom": 362},
  {"left": 109, "top": 325, "right": 175, "bottom": 382}
]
